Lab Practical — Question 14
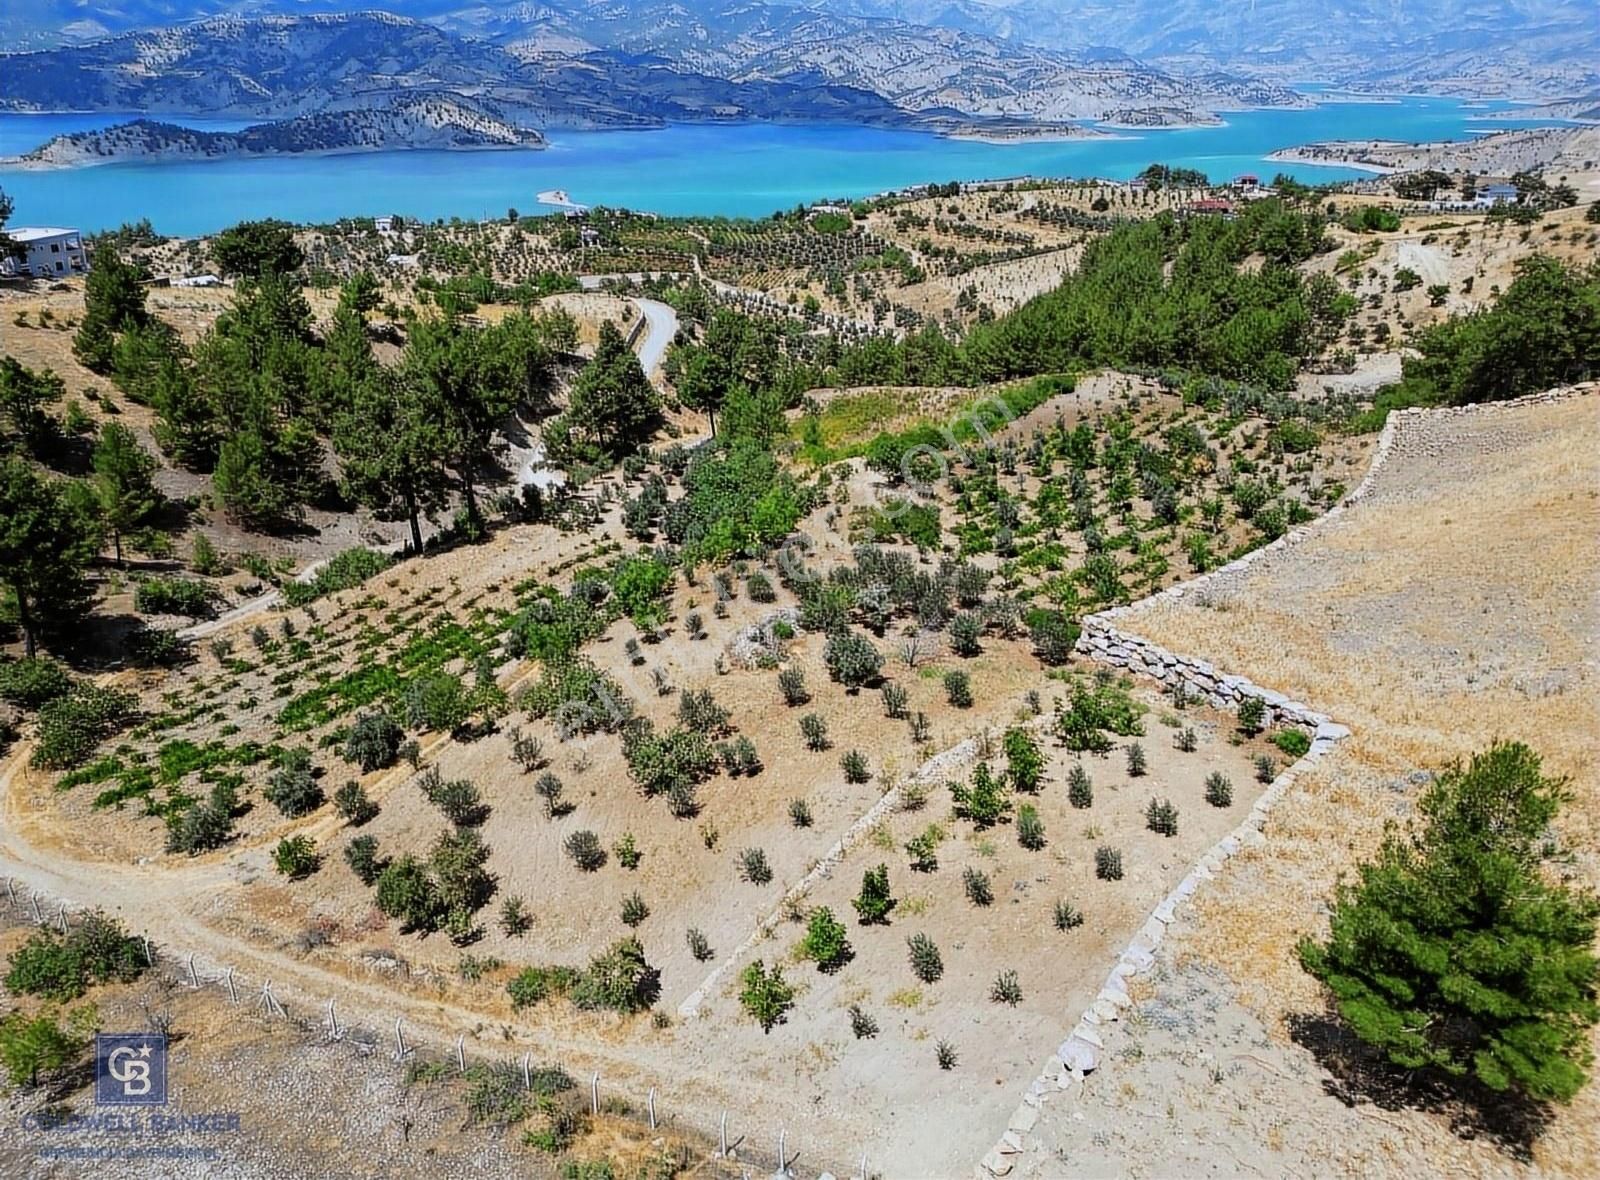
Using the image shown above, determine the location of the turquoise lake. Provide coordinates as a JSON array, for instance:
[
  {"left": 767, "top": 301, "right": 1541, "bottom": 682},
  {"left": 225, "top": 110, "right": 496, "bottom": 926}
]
[{"left": 0, "top": 95, "right": 1556, "bottom": 235}]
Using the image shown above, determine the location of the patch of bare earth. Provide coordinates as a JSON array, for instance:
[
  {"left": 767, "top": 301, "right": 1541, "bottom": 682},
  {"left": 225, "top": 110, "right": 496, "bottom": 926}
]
[{"left": 1018, "top": 389, "right": 1600, "bottom": 1178}]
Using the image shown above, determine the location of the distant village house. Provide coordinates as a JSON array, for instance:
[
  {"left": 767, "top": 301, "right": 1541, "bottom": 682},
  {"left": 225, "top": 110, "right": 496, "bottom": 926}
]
[{"left": 1, "top": 227, "right": 88, "bottom": 279}]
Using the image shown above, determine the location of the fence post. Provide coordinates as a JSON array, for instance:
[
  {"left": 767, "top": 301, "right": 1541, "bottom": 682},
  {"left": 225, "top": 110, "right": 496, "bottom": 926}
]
[
  {"left": 55, "top": 904, "right": 69, "bottom": 933},
  {"left": 223, "top": 967, "right": 238, "bottom": 1004},
  {"left": 29, "top": 892, "right": 42, "bottom": 924},
  {"left": 590, "top": 1072, "right": 599, "bottom": 1115},
  {"left": 393, "top": 1018, "right": 410, "bottom": 1062},
  {"left": 326, "top": 1000, "right": 342, "bottom": 1041},
  {"left": 187, "top": 954, "right": 201, "bottom": 988},
  {"left": 719, "top": 1110, "right": 728, "bottom": 1157},
  {"left": 647, "top": 1087, "right": 656, "bottom": 1130},
  {"left": 522, "top": 1053, "right": 532, "bottom": 1091},
  {"left": 455, "top": 1034, "right": 465, "bottom": 1073}
]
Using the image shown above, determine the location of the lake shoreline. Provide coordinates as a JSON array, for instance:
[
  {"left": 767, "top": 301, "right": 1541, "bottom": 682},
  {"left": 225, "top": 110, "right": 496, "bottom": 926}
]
[{"left": 0, "top": 97, "right": 1560, "bottom": 235}]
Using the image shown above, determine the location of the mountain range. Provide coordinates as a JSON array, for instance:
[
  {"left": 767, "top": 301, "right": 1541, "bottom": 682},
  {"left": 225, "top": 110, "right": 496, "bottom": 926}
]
[
  {"left": 0, "top": 7, "right": 1309, "bottom": 166},
  {"left": 3, "top": 0, "right": 1594, "bottom": 97},
  {"left": 1, "top": 2, "right": 1593, "bottom": 169}
]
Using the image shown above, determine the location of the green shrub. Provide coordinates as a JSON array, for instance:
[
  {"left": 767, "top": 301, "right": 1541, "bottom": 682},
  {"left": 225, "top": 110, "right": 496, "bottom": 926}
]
[
  {"left": 133, "top": 575, "right": 216, "bottom": 618},
  {"left": 905, "top": 824, "right": 943, "bottom": 872},
  {"left": 824, "top": 630, "right": 882, "bottom": 691},
  {"left": 333, "top": 780, "right": 378, "bottom": 825},
  {"left": 739, "top": 960, "right": 795, "bottom": 1032},
  {"left": 344, "top": 834, "right": 386, "bottom": 884},
  {"left": 849, "top": 1004, "right": 879, "bottom": 1039},
  {"left": 620, "top": 891, "right": 650, "bottom": 928},
  {"left": 500, "top": 895, "right": 532, "bottom": 936},
  {"left": 564, "top": 830, "right": 606, "bottom": 872},
  {"left": 840, "top": 749, "right": 871, "bottom": 783},
  {"left": 1003, "top": 727, "right": 1044, "bottom": 794},
  {"left": 571, "top": 937, "right": 659, "bottom": 1013},
  {"left": 738, "top": 847, "right": 772, "bottom": 885},
  {"left": 777, "top": 665, "right": 809, "bottom": 706},
  {"left": 1095, "top": 846, "right": 1123, "bottom": 881},
  {"left": 943, "top": 670, "right": 973, "bottom": 708},
  {"left": 686, "top": 927, "right": 714, "bottom": 962},
  {"left": 1237, "top": 695, "right": 1266, "bottom": 736},
  {"left": 165, "top": 792, "right": 236, "bottom": 855},
  {"left": 951, "top": 763, "right": 1010, "bottom": 828},
  {"left": 853, "top": 864, "right": 895, "bottom": 924},
  {"left": 962, "top": 867, "right": 993, "bottom": 907},
  {"left": 1125, "top": 742, "right": 1147, "bottom": 777},
  {"left": 508, "top": 965, "right": 580, "bottom": 1010},
  {"left": 948, "top": 611, "right": 983, "bottom": 656},
  {"left": 798, "top": 906, "right": 852, "bottom": 971},
  {"left": 405, "top": 672, "right": 470, "bottom": 734},
  {"left": 343, "top": 711, "right": 403, "bottom": 772},
  {"left": 1053, "top": 899, "right": 1083, "bottom": 931},
  {"left": 1016, "top": 803, "right": 1046, "bottom": 850},
  {"left": 800, "top": 713, "right": 830, "bottom": 751},
  {"left": 907, "top": 932, "right": 943, "bottom": 983},
  {"left": 1067, "top": 763, "right": 1093, "bottom": 809},
  {"left": 935, "top": 1039, "right": 957, "bottom": 1069},
  {"left": 1204, "top": 772, "right": 1234, "bottom": 808},
  {"left": 0, "top": 657, "right": 73, "bottom": 709},
  {"left": 1056, "top": 681, "right": 1144, "bottom": 753},
  {"left": 991, "top": 969, "right": 1023, "bottom": 1006},
  {"left": 282, "top": 547, "right": 393, "bottom": 606},
  {"left": 881, "top": 681, "right": 909, "bottom": 719},
  {"left": 374, "top": 855, "right": 442, "bottom": 932},
  {"left": 613, "top": 833, "right": 642, "bottom": 869},
  {"left": 31, "top": 686, "right": 137, "bottom": 770},
  {"left": 420, "top": 771, "right": 487, "bottom": 826},
  {"left": 265, "top": 748, "right": 323, "bottom": 818},
  {"left": 1272, "top": 728, "right": 1312, "bottom": 758},
  {"left": 273, "top": 835, "right": 319, "bottom": 878},
  {"left": 1145, "top": 798, "right": 1179, "bottom": 837},
  {"left": 623, "top": 723, "right": 717, "bottom": 801},
  {"left": 0, "top": 1006, "right": 93, "bottom": 1089},
  {"left": 4, "top": 911, "right": 146, "bottom": 1001}
]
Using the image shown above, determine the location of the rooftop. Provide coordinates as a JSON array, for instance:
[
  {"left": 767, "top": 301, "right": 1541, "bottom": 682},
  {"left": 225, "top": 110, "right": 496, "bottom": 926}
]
[{"left": 9, "top": 226, "right": 81, "bottom": 242}]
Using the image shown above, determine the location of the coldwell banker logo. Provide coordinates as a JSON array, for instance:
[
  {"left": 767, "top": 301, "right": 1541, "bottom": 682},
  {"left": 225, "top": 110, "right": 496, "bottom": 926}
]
[{"left": 95, "top": 1034, "right": 168, "bottom": 1106}]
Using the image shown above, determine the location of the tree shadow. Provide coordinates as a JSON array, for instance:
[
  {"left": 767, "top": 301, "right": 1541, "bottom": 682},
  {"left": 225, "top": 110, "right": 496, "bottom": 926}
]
[{"left": 1285, "top": 1009, "right": 1554, "bottom": 1162}]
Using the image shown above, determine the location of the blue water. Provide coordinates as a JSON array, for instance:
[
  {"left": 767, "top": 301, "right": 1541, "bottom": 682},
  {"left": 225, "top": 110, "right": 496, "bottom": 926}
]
[{"left": 0, "top": 95, "right": 1557, "bottom": 235}]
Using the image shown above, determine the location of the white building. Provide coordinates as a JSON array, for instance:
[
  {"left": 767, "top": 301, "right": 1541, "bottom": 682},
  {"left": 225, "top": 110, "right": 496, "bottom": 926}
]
[{"left": 1, "top": 227, "right": 88, "bottom": 279}]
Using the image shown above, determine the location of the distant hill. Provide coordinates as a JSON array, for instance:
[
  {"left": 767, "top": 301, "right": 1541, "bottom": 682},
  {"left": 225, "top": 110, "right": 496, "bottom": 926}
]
[
  {"left": 1, "top": 0, "right": 1593, "bottom": 99},
  {"left": 4, "top": 93, "right": 547, "bottom": 169}
]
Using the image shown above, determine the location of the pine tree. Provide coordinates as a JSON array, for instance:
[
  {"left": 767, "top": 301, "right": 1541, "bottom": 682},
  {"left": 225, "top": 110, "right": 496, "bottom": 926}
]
[
  {"left": 0, "top": 460, "right": 99, "bottom": 658},
  {"left": 1300, "top": 742, "right": 1600, "bottom": 1104},
  {"left": 91, "top": 422, "right": 160, "bottom": 566}
]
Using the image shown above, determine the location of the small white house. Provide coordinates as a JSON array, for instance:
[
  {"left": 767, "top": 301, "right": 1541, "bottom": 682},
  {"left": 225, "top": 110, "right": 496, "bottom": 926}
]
[
  {"left": 1481, "top": 183, "right": 1520, "bottom": 205},
  {"left": 1, "top": 226, "right": 88, "bottom": 279}
]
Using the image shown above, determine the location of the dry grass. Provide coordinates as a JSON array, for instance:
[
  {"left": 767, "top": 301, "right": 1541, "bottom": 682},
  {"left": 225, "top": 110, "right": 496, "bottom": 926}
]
[{"left": 1111, "top": 389, "right": 1600, "bottom": 1175}]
